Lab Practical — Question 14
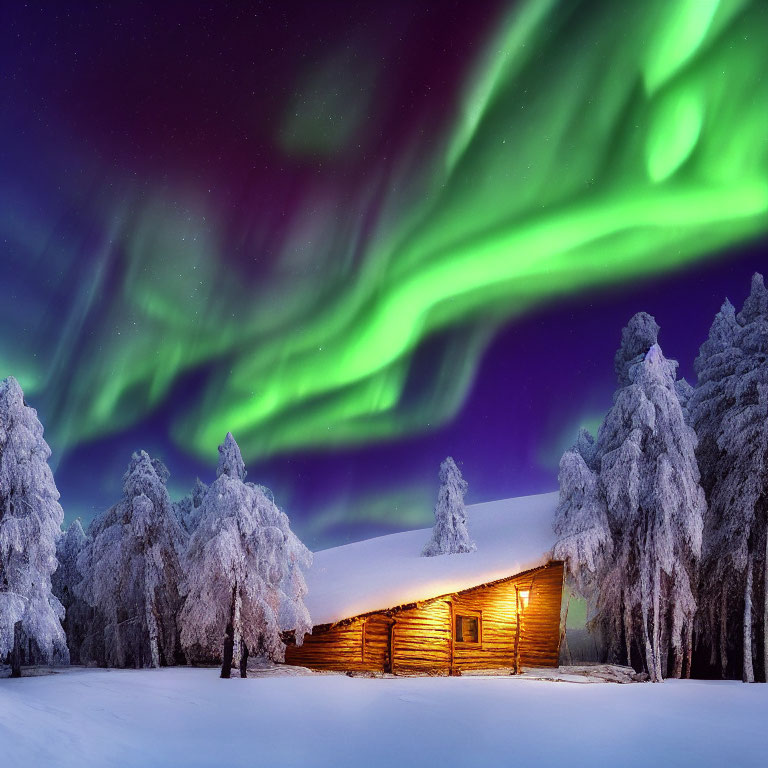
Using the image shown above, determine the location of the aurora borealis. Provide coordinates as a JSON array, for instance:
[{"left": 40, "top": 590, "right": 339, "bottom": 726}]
[{"left": 1, "top": 1, "right": 767, "bottom": 547}]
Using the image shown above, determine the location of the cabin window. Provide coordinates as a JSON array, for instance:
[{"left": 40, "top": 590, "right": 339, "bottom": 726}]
[{"left": 455, "top": 613, "right": 481, "bottom": 644}]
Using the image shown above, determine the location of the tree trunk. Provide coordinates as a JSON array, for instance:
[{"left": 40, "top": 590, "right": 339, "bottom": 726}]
[
  {"left": 764, "top": 531, "right": 768, "bottom": 683},
  {"left": 145, "top": 558, "right": 160, "bottom": 669},
  {"left": 720, "top": 583, "right": 728, "bottom": 677},
  {"left": 670, "top": 590, "right": 684, "bottom": 679},
  {"left": 559, "top": 594, "right": 572, "bottom": 666},
  {"left": 641, "top": 591, "right": 656, "bottom": 681},
  {"left": 743, "top": 558, "right": 755, "bottom": 683},
  {"left": 144, "top": 596, "right": 160, "bottom": 668},
  {"left": 652, "top": 562, "right": 662, "bottom": 682},
  {"left": 684, "top": 620, "right": 694, "bottom": 679},
  {"left": 672, "top": 638, "right": 683, "bottom": 679},
  {"left": 113, "top": 620, "right": 124, "bottom": 669},
  {"left": 239, "top": 641, "right": 249, "bottom": 679},
  {"left": 708, "top": 601, "right": 717, "bottom": 668},
  {"left": 623, "top": 595, "right": 632, "bottom": 669},
  {"left": 220, "top": 584, "right": 237, "bottom": 679},
  {"left": 11, "top": 620, "right": 22, "bottom": 678},
  {"left": 660, "top": 597, "right": 670, "bottom": 678},
  {"left": 232, "top": 588, "right": 242, "bottom": 670},
  {"left": 146, "top": 607, "right": 160, "bottom": 668}
]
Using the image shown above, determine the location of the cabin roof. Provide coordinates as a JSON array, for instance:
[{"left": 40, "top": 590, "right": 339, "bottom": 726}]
[{"left": 305, "top": 491, "right": 559, "bottom": 626}]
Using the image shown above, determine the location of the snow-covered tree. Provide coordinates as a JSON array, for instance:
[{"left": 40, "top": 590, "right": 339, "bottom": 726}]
[
  {"left": 178, "top": 433, "right": 312, "bottom": 675},
  {"left": 599, "top": 343, "right": 704, "bottom": 680},
  {"left": 52, "top": 519, "right": 88, "bottom": 664},
  {"left": 77, "top": 451, "right": 186, "bottom": 668},
  {"left": 690, "top": 274, "right": 768, "bottom": 682},
  {"left": 554, "top": 317, "right": 705, "bottom": 681},
  {"left": 572, "top": 427, "right": 599, "bottom": 470},
  {"left": 0, "top": 376, "right": 69, "bottom": 668},
  {"left": 690, "top": 298, "right": 740, "bottom": 497},
  {"left": 553, "top": 441, "right": 611, "bottom": 607},
  {"left": 422, "top": 457, "right": 475, "bottom": 557},
  {"left": 217, "top": 432, "right": 246, "bottom": 481},
  {"left": 613, "top": 311, "right": 660, "bottom": 387},
  {"left": 675, "top": 379, "right": 694, "bottom": 423},
  {"left": 173, "top": 478, "right": 208, "bottom": 535},
  {"left": 689, "top": 298, "right": 741, "bottom": 677}
]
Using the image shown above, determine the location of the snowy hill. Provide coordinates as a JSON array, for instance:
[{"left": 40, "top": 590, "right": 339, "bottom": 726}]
[{"left": 305, "top": 492, "right": 559, "bottom": 625}]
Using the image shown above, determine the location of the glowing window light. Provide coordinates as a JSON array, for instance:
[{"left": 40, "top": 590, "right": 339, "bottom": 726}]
[{"left": 518, "top": 589, "right": 530, "bottom": 612}]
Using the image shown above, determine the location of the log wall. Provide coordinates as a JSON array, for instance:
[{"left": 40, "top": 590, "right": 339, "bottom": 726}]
[
  {"left": 284, "top": 561, "right": 565, "bottom": 673},
  {"left": 517, "top": 561, "right": 565, "bottom": 668},
  {"left": 285, "top": 620, "right": 367, "bottom": 672},
  {"left": 451, "top": 561, "right": 564, "bottom": 670},
  {"left": 363, "top": 615, "right": 393, "bottom": 671},
  {"left": 390, "top": 600, "right": 452, "bottom": 675}
]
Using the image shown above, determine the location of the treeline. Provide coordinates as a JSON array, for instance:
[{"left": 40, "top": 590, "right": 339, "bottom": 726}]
[
  {"left": 555, "top": 273, "right": 768, "bottom": 683},
  {"left": 0, "top": 380, "right": 312, "bottom": 676}
]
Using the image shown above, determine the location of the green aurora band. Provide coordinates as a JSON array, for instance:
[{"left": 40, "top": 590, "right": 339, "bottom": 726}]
[{"left": 3, "top": 0, "right": 768, "bottom": 465}]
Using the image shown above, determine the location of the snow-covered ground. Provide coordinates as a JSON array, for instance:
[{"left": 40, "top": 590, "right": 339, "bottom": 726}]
[{"left": 1, "top": 667, "right": 765, "bottom": 767}]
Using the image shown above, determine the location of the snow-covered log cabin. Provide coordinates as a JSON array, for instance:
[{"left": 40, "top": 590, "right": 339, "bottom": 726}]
[{"left": 284, "top": 493, "right": 565, "bottom": 674}]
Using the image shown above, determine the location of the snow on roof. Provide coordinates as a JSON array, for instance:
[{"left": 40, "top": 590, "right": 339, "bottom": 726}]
[{"left": 305, "top": 491, "right": 559, "bottom": 626}]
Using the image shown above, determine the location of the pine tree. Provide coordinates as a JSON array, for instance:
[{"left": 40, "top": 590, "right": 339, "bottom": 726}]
[
  {"left": 0, "top": 376, "right": 69, "bottom": 667},
  {"left": 689, "top": 298, "right": 741, "bottom": 677},
  {"left": 173, "top": 478, "right": 208, "bottom": 535},
  {"left": 422, "top": 457, "right": 475, "bottom": 557},
  {"left": 600, "top": 344, "right": 704, "bottom": 680},
  {"left": 690, "top": 299, "right": 740, "bottom": 499},
  {"left": 613, "top": 311, "right": 660, "bottom": 387},
  {"left": 179, "top": 433, "right": 312, "bottom": 675},
  {"left": 77, "top": 451, "right": 186, "bottom": 668},
  {"left": 52, "top": 519, "right": 88, "bottom": 664},
  {"left": 554, "top": 317, "right": 705, "bottom": 681},
  {"left": 690, "top": 274, "right": 768, "bottom": 682},
  {"left": 553, "top": 441, "right": 612, "bottom": 612}
]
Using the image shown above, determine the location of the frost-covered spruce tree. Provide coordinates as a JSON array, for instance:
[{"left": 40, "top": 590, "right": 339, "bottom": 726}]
[
  {"left": 689, "top": 297, "right": 741, "bottom": 676},
  {"left": 179, "top": 433, "right": 312, "bottom": 675},
  {"left": 554, "top": 316, "right": 705, "bottom": 681},
  {"left": 675, "top": 379, "right": 695, "bottom": 423},
  {"left": 613, "top": 311, "right": 661, "bottom": 387},
  {"left": 553, "top": 432, "right": 612, "bottom": 620},
  {"left": 173, "top": 478, "right": 208, "bottom": 535},
  {"left": 77, "top": 452, "right": 186, "bottom": 668},
  {"left": 690, "top": 274, "right": 768, "bottom": 682},
  {"left": 0, "top": 376, "right": 69, "bottom": 668},
  {"left": 598, "top": 342, "right": 705, "bottom": 681},
  {"left": 52, "top": 519, "right": 89, "bottom": 664},
  {"left": 422, "top": 457, "right": 475, "bottom": 556},
  {"left": 690, "top": 298, "right": 740, "bottom": 500}
]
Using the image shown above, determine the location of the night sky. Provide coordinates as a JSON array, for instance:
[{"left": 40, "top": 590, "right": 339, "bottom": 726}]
[{"left": 1, "top": 1, "right": 766, "bottom": 549}]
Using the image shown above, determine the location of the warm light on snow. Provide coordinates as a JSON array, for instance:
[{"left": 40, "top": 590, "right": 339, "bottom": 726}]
[{"left": 305, "top": 492, "right": 558, "bottom": 626}]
